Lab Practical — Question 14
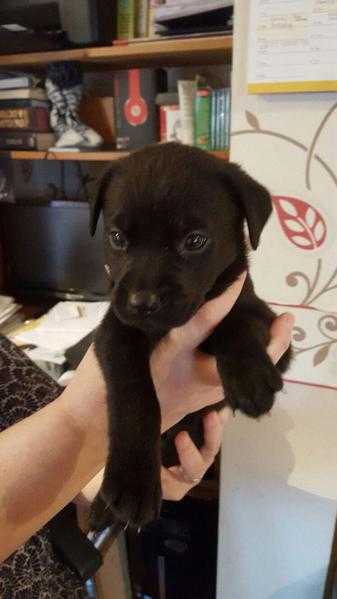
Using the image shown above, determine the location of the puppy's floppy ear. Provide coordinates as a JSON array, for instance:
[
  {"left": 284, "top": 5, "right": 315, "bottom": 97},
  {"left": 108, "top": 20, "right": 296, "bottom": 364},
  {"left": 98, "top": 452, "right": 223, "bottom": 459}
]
[
  {"left": 89, "top": 160, "right": 124, "bottom": 236},
  {"left": 89, "top": 167, "right": 114, "bottom": 236},
  {"left": 221, "top": 162, "right": 272, "bottom": 249}
]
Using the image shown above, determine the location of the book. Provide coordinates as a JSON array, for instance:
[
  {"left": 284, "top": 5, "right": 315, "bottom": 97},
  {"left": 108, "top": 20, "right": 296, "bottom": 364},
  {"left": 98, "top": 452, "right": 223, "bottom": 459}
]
[
  {"left": 218, "top": 88, "right": 225, "bottom": 150},
  {"left": 0, "top": 131, "right": 55, "bottom": 151},
  {"left": 117, "top": 0, "right": 136, "bottom": 40},
  {"left": 0, "top": 99, "right": 50, "bottom": 110},
  {"left": 148, "top": 0, "right": 164, "bottom": 38},
  {"left": 224, "top": 87, "right": 231, "bottom": 149},
  {"left": 155, "top": 0, "right": 233, "bottom": 21},
  {"left": 178, "top": 80, "right": 196, "bottom": 146},
  {"left": 0, "top": 107, "right": 50, "bottom": 131},
  {"left": 214, "top": 89, "right": 221, "bottom": 150},
  {"left": 0, "top": 72, "right": 41, "bottom": 90},
  {"left": 159, "top": 104, "right": 182, "bottom": 143},
  {"left": 0, "top": 88, "right": 47, "bottom": 101},
  {"left": 212, "top": 87, "right": 231, "bottom": 150},
  {"left": 194, "top": 85, "right": 211, "bottom": 150},
  {"left": 136, "top": 0, "right": 149, "bottom": 38},
  {"left": 211, "top": 89, "right": 217, "bottom": 150}
]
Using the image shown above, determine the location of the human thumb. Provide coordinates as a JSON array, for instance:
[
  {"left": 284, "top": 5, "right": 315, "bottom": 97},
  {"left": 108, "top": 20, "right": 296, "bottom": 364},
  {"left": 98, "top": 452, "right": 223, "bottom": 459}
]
[{"left": 169, "top": 271, "right": 247, "bottom": 351}]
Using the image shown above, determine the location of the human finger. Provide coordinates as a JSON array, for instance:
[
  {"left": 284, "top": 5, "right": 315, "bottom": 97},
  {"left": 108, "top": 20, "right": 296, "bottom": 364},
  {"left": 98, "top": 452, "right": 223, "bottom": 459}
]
[
  {"left": 161, "top": 466, "right": 191, "bottom": 501},
  {"left": 174, "top": 431, "right": 205, "bottom": 483},
  {"left": 199, "top": 411, "right": 227, "bottom": 463},
  {"left": 267, "top": 313, "right": 294, "bottom": 364},
  {"left": 169, "top": 271, "right": 247, "bottom": 351}
]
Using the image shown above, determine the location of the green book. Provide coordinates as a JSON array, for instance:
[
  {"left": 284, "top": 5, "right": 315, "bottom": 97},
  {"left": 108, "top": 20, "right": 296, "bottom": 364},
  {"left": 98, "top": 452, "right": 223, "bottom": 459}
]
[
  {"left": 117, "top": 0, "right": 135, "bottom": 40},
  {"left": 219, "top": 88, "right": 225, "bottom": 150},
  {"left": 215, "top": 90, "right": 221, "bottom": 151},
  {"left": 224, "top": 87, "right": 231, "bottom": 149},
  {"left": 211, "top": 90, "right": 216, "bottom": 151},
  {"left": 194, "top": 87, "right": 211, "bottom": 151}
]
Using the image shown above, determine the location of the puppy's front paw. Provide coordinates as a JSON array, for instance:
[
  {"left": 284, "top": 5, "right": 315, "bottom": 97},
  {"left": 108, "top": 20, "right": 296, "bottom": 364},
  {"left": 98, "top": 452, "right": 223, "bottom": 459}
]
[
  {"left": 90, "top": 460, "right": 162, "bottom": 532},
  {"left": 217, "top": 350, "right": 283, "bottom": 418}
]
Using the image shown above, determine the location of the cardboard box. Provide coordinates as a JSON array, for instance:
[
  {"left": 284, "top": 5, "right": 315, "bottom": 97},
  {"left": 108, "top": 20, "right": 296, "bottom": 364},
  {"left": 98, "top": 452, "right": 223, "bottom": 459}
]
[
  {"left": 113, "top": 69, "right": 165, "bottom": 150},
  {"left": 79, "top": 96, "right": 115, "bottom": 144},
  {"left": 159, "top": 104, "right": 182, "bottom": 143}
]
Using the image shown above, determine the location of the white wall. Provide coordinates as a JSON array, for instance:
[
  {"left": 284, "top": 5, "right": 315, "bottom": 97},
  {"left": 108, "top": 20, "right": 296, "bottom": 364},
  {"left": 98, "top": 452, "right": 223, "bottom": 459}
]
[{"left": 217, "top": 2, "right": 337, "bottom": 597}]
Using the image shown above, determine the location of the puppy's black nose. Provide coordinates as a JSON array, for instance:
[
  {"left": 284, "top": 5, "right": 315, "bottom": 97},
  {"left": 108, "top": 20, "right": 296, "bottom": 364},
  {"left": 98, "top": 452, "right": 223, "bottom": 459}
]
[{"left": 127, "top": 290, "right": 161, "bottom": 314}]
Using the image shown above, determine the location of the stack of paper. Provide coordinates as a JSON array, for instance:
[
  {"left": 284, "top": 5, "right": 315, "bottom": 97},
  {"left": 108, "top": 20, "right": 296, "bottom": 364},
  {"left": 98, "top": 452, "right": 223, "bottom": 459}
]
[{"left": 13, "top": 301, "right": 109, "bottom": 354}]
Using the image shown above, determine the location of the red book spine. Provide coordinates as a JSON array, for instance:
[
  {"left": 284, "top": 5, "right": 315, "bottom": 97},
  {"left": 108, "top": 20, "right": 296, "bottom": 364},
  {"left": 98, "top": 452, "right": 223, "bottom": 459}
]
[{"left": 159, "top": 106, "right": 167, "bottom": 142}]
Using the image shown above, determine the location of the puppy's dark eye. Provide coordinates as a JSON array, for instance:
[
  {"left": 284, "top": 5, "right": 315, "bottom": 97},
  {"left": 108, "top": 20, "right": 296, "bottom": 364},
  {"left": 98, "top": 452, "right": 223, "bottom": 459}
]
[
  {"left": 109, "top": 229, "right": 128, "bottom": 250},
  {"left": 183, "top": 232, "right": 209, "bottom": 253}
]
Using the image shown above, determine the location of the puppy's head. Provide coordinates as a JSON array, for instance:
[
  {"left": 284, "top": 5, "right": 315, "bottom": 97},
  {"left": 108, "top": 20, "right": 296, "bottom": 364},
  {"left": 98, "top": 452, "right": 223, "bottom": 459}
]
[{"left": 90, "top": 143, "right": 271, "bottom": 333}]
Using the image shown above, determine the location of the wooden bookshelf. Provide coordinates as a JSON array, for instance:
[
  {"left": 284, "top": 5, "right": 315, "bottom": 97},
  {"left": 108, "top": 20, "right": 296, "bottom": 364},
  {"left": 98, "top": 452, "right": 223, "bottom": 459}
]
[
  {"left": 0, "top": 36, "right": 232, "bottom": 162},
  {"left": 2, "top": 149, "right": 229, "bottom": 162},
  {"left": 0, "top": 36, "right": 232, "bottom": 70},
  {"left": 5, "top": 150, "right": 129, "bottom": 161}
]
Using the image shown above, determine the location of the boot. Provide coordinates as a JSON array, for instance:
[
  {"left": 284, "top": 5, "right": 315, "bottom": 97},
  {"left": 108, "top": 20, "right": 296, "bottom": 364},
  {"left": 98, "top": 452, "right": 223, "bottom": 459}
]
[{"left": 45, "top": 61, "right": 103, "bottom": 150}]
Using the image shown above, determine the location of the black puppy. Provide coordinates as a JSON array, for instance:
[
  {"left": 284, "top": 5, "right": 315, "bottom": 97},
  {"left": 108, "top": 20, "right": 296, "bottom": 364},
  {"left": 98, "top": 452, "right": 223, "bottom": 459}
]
[{"left": 89, "top": 142, "right": 291, "bottom": 533}]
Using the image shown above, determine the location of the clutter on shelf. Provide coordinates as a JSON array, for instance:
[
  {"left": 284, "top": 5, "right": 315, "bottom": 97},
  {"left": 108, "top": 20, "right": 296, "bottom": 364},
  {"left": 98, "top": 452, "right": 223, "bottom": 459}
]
[
  {"left": 45, "top": 62, "right": 103, "bottom": 151},
  {"left": 8, "top": 300, "right": 109, "bottom": 381}
]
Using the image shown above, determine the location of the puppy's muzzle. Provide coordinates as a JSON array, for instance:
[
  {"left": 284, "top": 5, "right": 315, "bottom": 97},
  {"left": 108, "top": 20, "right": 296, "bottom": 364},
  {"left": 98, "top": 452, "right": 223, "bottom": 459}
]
[{"left": 127, "top": 290, "right": 161, "bottom": 316}]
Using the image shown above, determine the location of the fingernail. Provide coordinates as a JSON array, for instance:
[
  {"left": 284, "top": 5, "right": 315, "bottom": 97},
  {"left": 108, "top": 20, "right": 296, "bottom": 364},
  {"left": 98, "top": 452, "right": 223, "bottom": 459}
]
[
  {"left": 178, "top": 432, "right": 190, "bottom": 448},
  {"left": 206, "top": 411, "right": 218, "bottom": 427}
]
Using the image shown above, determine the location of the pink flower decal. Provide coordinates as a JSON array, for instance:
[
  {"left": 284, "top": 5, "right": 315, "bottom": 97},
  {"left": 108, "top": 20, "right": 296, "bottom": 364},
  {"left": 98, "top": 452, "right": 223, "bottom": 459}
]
[{"left": 272, "top": 195, "right": 327, "bottom": 250}]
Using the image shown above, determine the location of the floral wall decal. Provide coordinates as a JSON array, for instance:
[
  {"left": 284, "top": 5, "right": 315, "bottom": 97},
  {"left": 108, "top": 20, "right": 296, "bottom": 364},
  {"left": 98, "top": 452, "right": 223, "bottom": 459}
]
[
  {"left": 272, "top": 196, "right": 327, "bottom": 250},
  {"left": 232, "top": 104, "right": 337, "bottom": 385},
  {"left": 292, "top": 314, "right": 337, "bottom": 367}
]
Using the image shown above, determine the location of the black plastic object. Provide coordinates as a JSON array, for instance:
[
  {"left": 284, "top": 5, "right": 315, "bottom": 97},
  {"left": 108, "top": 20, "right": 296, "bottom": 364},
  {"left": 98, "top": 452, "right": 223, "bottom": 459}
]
[
  {"left": 0, "top": 201, "right": 109, "bottom": 300},
  {"left": 49, "top": 503, "right": 103, "bottom": 581}
]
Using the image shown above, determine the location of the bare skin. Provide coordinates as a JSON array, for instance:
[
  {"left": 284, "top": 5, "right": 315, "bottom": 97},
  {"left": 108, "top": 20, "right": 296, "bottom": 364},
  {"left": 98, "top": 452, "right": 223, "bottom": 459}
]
[{"left": 0, "top": 273, "right": 294, "bottom": 561}]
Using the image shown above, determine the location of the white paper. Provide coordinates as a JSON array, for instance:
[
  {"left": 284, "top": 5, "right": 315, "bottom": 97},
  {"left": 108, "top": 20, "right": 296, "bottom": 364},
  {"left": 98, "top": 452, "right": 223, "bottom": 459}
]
[
  {"left": 14, "top": 301, "right": 109, "bottom": 353},
  {"left": 248, "top": 0, "right": 337, "bottom": 88}
]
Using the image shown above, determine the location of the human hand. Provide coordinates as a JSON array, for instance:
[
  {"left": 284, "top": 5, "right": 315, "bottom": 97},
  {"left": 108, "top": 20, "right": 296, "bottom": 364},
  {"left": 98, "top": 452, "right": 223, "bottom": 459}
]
[
  {"left": 159, "top": 308, "right": 294, "bottom": 500},
  {"left": 63, "top": 272, "right": 293, "bottom": 462},
  {"left": 162, "top": 410, "right": 227, "bottom": 500},
  {"left": 151, "top": 270, "right": 294, "bottom": 433},
  {"left": 151, "top": 272, "right": 248, "bottom": 432},
  {"left": 75, "top": 303, "right": 293, "bottom": 511}
]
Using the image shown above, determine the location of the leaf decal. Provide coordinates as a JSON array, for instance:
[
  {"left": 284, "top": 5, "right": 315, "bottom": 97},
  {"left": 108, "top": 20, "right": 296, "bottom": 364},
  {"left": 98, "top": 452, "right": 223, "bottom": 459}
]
[
  {"left": 279, "top": 199, "right": 298, "bottom": 217},
  {"left": 284, "top": 219, "right": 305, "bottom": 232},
  {"left": 291, "top": 235, "right": 312, "bottom": 247},
  {"left": 313, "top": 344, "right": 330, "bottom": 366},
  {"left": 245, "top": 110, "right": 260, "bottom": 130},
  {"left": 314, "top": 221, "right": 325, "bottom": 243},
  {"left": 306, "top": 207, "right": 316, "bottom": 227},
  {"left": 272, "top": 196, "right": 327, "bottom": 250}
]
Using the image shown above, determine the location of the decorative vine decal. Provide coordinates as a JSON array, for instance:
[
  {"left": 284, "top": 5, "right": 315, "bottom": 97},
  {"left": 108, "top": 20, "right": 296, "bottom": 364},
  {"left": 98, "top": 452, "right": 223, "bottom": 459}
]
[
  {"left": 292, "top": 314, "right": 337, "bottom": 367},
  {"left": 232, "top": 108, "right": 337, "bottom": 310},
  {"left": 233, "top": 109, "right": 337, "bottom": 189},
  {"left": 305, "top": 101, "right": 337, "bottom": 190},
  {"left": 286, "top": 262, "right": 337, "bottom": 307},
  {"left": 245, "top": 111, "right": 260, "bottom": 130}
]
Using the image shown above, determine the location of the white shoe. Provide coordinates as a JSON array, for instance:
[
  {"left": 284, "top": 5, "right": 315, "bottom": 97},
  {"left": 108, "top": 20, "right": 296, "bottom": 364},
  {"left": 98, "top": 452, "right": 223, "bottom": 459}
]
[{"left": 54, "top": 127, "right": 103, "bottom": 149}]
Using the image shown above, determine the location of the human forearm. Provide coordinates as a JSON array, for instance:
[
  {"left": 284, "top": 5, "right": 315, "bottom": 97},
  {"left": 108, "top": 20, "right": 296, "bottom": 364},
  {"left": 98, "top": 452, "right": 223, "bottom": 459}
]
[{"left": 0, "top": 386, "right": 108, "bottom": 562}]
